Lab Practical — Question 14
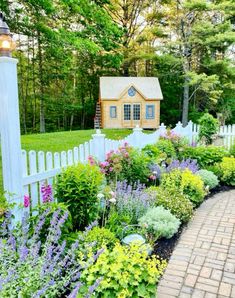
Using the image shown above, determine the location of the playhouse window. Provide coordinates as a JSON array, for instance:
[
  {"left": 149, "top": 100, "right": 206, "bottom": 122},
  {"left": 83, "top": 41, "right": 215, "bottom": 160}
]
[
  {"left": 110, "top": 106, "right": 117, "bottom": 118},
  {"left": 124, "top": 104, "right": 131, "bottom": 120},
  {"left": 146, "top": 105, "right": 155, "bottom": 119},
  {"left": 133, "top": 104, "right": 140, "bottom": 120}
]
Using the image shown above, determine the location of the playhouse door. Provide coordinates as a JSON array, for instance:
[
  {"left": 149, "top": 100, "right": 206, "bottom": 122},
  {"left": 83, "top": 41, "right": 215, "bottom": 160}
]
[{"left": 123, "top": 103, "right": 141, "bottom": 128}]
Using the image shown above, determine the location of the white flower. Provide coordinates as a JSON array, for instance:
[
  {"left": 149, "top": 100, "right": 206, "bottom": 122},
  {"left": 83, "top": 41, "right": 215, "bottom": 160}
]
[
  {"left": 109, "top": 198, "right": 116, "bottom": 204},
  {"left": 97, "top": 193, "right": 105, "bottom": 199},
  {"left": 109, "top": 191, "right": 116, "bottom": 198}
]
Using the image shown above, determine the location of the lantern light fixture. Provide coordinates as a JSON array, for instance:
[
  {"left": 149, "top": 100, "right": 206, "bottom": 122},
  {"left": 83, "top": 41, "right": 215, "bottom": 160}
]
[{"left": 0, "top": 12, "right": 16, "bottom": 57}]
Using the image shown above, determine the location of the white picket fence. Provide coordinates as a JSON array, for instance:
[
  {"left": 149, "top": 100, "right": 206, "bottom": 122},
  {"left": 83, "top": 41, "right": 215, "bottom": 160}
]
[{"left": 0, "top": 121, "right": 231, "bottom": 214}]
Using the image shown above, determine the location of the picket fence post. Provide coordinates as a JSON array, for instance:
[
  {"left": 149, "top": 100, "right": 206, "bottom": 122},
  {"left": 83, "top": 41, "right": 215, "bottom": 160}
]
[
  {"left": 133, "top": 125, "right": 143, "bottom": 148},
  {"left": 0, "top": 57, "right": 23, "bottom": 222},
  {"left": 92, "top": 129, "right": 106, "bottom": 161}
]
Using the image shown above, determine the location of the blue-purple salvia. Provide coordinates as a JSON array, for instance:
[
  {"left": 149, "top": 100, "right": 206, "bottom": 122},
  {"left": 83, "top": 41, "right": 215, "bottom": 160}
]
[
  {"left": 166, "top": 158, "right": 199, "bottom": 173},
  {"left": 115, "top": 180, "right": 156, "bottom": 223},
  {"left": 0, "top": 208, "right": 103, "bottom": 297}
]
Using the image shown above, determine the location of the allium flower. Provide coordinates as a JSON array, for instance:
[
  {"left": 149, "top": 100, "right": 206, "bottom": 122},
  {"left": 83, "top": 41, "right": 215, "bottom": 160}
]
[{"left": 24, "top": 195, "right": 30, "bottom": 208}]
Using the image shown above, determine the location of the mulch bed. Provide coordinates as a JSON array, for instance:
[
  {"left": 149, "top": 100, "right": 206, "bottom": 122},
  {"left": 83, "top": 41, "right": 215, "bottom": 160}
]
[{"left": 153, "top": 185, "right": 235, "bottom": 261}]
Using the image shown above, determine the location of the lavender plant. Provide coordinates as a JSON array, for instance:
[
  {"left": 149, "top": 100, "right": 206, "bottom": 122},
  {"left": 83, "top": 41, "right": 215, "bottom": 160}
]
[
  {"left": 0, "top": 209, "right": 103, "bottom": 297},
  {"left": 166, "top": 158, "right": 199, "bottom": 173},
  {"left": 113, "top": 181, "right": 156, "bottom": 224}
]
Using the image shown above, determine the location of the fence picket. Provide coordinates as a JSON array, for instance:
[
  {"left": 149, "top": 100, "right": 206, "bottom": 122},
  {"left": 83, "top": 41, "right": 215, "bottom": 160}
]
[
  {"left": 22, "top": 150, "right": 30, "bottom": 212},
  {"left": 73, "top": 147, "right": 79, "bottom": 164},
  {"left": 61, "top": 151, "right": 67, "bottom": 168},
  {"left": 67, "top": 150, "right": 73, "bottom": 166},
  {"left": 38, "top": 151, "right": 45, "bottom": 204},
  {"left": 46, "top": 152, "right": 53, "bottom": 186},
  {"left": 79, "top": 144, "right": 85, "bottom": 163},
  {"left": 29, "top": 150, "right": 39, "bottom": 209}
]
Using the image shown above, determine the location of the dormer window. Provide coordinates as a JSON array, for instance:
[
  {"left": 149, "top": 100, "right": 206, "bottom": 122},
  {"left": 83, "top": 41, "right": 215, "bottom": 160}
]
[{"left": 128, "top": 86, "right": 136, "bottom": 97}]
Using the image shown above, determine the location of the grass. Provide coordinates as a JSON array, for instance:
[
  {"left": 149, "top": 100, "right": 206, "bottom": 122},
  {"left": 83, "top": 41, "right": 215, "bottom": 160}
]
[{"left": 0, "top": 129, "right": 132, "bottom": 194}]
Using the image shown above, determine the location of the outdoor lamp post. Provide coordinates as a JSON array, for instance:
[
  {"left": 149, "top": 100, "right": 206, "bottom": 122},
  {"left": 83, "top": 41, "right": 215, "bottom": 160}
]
[
  {"left": 0, "top": 12, "right": 23, "bottom": 222},
  {"left": 0, "top": 13, "right": 15, "bottom": 57}
]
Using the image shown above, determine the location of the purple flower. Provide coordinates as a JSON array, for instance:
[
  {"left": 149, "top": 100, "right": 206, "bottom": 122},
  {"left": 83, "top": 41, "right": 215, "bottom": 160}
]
[
  {"left": 24, "top": 195, "right": 30, "bottom": 208},
  {"left": 41, "top": 184, "right": 53, "bottom": 203},
  {"left": 68, "top": 282, "right": 82, "bottom": 298},
  {"left": 166, "top": 158, "right": 199, "bottom": 173}
]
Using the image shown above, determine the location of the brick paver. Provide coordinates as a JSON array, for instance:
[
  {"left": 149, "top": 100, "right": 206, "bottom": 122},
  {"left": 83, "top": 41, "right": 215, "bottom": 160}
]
[{"left": 157, "top": 189, "right": 235, "bottom": 298}]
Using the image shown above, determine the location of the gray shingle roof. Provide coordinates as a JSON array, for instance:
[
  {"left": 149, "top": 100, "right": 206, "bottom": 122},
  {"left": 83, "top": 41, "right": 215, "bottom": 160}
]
[{"left": 100, "top": 77, "right": 163, "bottom": 100}]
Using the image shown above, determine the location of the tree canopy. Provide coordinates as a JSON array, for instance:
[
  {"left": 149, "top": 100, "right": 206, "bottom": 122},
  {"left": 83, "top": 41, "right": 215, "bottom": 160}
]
[{"left": 0, "top": 0, "right": 234, "bottom": 133}]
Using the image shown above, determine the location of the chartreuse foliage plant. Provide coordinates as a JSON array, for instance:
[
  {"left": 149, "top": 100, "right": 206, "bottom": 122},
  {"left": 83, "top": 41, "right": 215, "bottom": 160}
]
[
  {"left": 198, "top": 113, "right": 219, "bottom": 144},
  {"left": 181, "top": 169, "right": 206, "bottom": 206},
  {"left": 78, "top": 243, "right": 167, "bottom": 298},
  {"left": 219, "top": 157, "right": 235, "bottom": 186},
  {"left": 197, "top": 169, "right": 219, "bottom": 190},
  {"left": 180, "top": 146, "right": 228, "bottom": 168},
  {"left": 83, "top": 227, "right": 119, "bottom": 250},
  {"left": 160, "top": 169, "right": 206, "bottom": 207},
  {"left": 147, "top": 186, "right": 193, "bottom": 223},
  {"left": 55, "top": 163, "right": 104, "bottom": 230},
  {"left": 138, "top": 206, "right": 180, "bottom": 240},
  {"left": 0, "top": 209, "right": 102, "bottom": 297}
]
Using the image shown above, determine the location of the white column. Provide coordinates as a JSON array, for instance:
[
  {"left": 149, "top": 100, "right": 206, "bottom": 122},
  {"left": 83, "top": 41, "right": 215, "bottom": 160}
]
[
  {"left": 92, "top": 129, "right": 106, "bottom": 161},
  {"left": 0, "top": 57, "right": 23, "bottom": 222}
]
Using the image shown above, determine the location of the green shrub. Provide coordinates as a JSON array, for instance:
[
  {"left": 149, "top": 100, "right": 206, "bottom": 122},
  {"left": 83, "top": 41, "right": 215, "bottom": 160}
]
[
  {"left": 220, "top": 157, "right": 235, "bottom": 186},
  {"left": 84, "top": 227, "right": 119, "bottom": 250},
  {"left": 181, "top": 169, "right": 206, "bottom": 206},
  {"left": 78, "top": 243, "right": 167, "bottom": 298},
  {"left": 156, "top": 139, "right": 176, "bottom": 160},
  {"left": 230, "top": 142, "right": 235, "bottom": 157},
  {"left": 205, "top": 164, "right": 222, "bottom": 179},
  {"left": 106, "top": 211, "right": 132, "bottom": 238},
  {"left": 142, "top": 144, "right": 161, "bottom": 159},
  {"left": 147, "top": 186, "right": 193, "bottom": 223},
  {"left": 138, "top": 206, "right": 180, "bottom": 240},
  {"left": 101, "top": 145, "right": 150, "bottom": 185},
  {"left": 180, "top": 146, "right": 228, "bottom": 168},
  {"left": 55, "top": 163, "right": 104, "bottom": 230},
  {"left": 120, "top": 149, "right": 151, "bottom": 184},
  {"left": 198, "top": 113, "right": 219, "bottom": 144},
  {"left": 197, "top": 169, "right": 219, "bottom": 190},
  {"left": 160, "top": 169, "right": 206, "bottom": 206}
]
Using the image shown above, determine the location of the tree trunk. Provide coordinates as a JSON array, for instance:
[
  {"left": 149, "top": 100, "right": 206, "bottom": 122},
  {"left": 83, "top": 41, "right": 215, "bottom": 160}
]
[
  {"left": 37, "top": 30, "right": 46, "bottom": 133},
  {"left": 182, "top": 59, "right": 190, "bottom": 127}
]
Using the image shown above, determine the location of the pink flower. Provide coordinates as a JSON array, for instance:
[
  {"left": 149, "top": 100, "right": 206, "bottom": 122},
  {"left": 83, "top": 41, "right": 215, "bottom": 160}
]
[
  {"left": 24, "top": 195, "right": 30, "bottom": 208},
  {"left": 124, "top": 152, "right": 129, "bottom": 158},
  {"left": 149, "top": 175, "right": 157, "bottom": 181},
  {"left": 41, "top": 184, "right": 53, "bottom": 203},
  {"left": 109, "top": 167, "right": 113, "bottom": 172},
  {"left": 88, "top": 156, "right": 96, "bottom": 166}
]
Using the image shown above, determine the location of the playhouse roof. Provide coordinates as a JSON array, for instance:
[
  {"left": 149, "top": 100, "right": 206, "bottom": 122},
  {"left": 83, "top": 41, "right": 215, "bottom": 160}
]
[{"left": 100, "top": 77, "right": 163, "bottom": 100}]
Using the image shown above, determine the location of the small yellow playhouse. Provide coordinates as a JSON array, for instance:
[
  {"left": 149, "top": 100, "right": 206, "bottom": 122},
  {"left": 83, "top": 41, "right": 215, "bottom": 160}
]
[{"left": 95, "top": 77, "right": 163, "bottom": 129}]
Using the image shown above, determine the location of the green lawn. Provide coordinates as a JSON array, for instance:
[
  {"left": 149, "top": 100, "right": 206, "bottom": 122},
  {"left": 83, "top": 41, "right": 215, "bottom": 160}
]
[{"left": 0, "top": 129, "right": 132, "bottom": 194}]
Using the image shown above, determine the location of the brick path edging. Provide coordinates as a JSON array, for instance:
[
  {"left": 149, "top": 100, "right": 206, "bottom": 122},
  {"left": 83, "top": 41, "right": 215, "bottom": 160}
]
[{"left": 157, "top": 189, "right": 235, "bottom": 298}]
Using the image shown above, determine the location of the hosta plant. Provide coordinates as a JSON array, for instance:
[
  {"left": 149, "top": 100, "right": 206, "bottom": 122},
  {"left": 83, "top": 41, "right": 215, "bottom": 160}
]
[
  {"left": 138, "top": 206, "right": 180, "bottom": 240},
  {"left": 0, "top": 209, "right": 103, "bottom": 297}
]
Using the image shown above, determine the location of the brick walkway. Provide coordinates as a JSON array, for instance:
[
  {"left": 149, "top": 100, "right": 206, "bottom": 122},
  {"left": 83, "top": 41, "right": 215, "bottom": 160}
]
[{"left": 157, "top": 189, "right": 235, "bottom": 298}]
